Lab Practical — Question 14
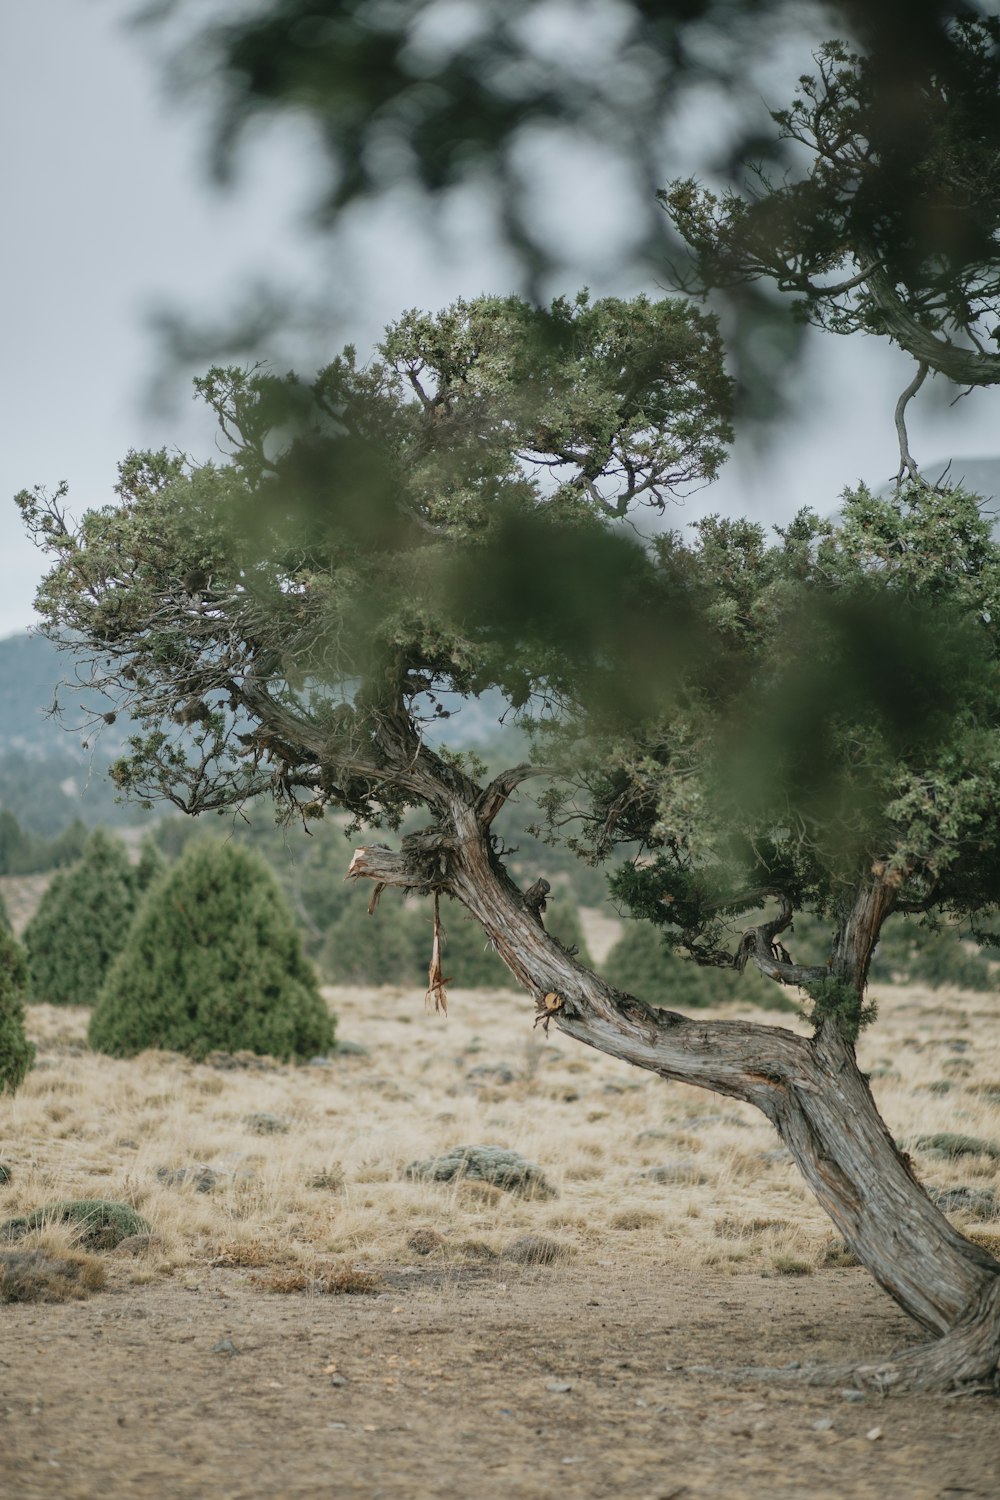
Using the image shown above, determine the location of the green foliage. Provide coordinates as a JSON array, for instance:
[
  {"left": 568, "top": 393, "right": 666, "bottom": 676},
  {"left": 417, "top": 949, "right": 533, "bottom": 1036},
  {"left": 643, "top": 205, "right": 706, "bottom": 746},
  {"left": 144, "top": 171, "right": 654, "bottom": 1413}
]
[
  {"left": 18, "top": 291, "right": 730, "bottom": 823},
  {"left": 23, "top": 829, "right": 138, "bottom": 1006},
  {"left": 663, "top": 20, "right": 1000, "bottom": 392},
  {"left": 804, "top": 978, "right": 877, "bottom": 1040},
  {"left": 602, "top": 921, "right": 796, "bottom": 1012},
  {"left": 0, "top": 1200, "right": 150, "bottom": 1250},
  {"left": 88, "top": 841, "right": 334, "bottom": 1062},
  {"left": 0, "top": 925, "right": 34, "bottom": 1093}
]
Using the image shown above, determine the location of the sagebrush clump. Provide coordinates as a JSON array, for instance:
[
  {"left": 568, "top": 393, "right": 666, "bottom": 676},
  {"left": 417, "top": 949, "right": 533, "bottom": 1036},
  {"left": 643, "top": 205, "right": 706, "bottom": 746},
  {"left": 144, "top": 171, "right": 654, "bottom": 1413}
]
[{"left": 88, "top": 840, "right": 334, "bottom": 1061}]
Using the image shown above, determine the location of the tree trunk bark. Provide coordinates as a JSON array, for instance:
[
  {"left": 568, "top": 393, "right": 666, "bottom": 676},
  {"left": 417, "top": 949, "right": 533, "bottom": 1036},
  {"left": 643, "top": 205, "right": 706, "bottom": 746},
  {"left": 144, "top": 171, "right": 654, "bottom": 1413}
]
[{"left": 347, "top": 801, "right": 1000, "bottom": 1391}]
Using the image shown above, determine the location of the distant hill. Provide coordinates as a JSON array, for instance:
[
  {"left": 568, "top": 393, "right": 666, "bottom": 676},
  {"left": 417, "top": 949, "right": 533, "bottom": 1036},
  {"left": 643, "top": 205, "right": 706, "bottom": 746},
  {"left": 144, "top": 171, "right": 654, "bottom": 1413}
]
[{"left": 0, "top": 631, "right": 524, "bottom": 834}]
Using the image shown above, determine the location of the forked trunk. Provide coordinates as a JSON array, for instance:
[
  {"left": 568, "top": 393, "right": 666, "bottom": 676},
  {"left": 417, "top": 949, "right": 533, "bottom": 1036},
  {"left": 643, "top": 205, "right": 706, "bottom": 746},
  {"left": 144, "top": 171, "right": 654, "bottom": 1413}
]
[{"left": 347, "top": 801, "right": 1000, "bottom": 1392}]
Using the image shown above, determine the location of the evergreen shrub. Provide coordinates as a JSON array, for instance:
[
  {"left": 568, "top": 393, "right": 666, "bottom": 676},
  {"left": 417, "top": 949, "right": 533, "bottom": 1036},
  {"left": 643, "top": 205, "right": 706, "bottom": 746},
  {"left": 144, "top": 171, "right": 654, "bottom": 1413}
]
[
  {"left": 88, "top": 840, "right": 334, "bottom": 1061},
  {"left": 23, "top": 829, "right": 138, "bottom": 1005},
  {"left": 0, "top": 924, "right": 34, "bottom": 1093}
]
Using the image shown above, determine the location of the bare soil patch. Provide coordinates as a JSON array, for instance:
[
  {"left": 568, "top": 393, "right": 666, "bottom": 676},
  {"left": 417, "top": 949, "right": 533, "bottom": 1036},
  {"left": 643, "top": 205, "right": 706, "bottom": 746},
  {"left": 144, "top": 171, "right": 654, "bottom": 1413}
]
[{"left": 2, "top": 1261, "right": 998, "bottom": 1500}]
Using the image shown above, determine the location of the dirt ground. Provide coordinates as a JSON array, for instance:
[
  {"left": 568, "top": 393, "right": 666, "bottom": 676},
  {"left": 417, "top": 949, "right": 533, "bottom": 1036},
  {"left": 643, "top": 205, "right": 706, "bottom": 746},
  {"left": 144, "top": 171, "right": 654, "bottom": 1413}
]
[{"left": 2, "top": 1253, "right": 998, "bottom": 1499}]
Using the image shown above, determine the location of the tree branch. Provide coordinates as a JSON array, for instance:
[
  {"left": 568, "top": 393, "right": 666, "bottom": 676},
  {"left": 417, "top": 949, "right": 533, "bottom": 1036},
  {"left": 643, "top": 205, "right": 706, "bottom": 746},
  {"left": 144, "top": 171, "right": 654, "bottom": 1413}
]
[
  {"left": 475, "top": 763, "right": 548, "bottom": 827},
  {"left": 894, "top": 361, "right": 929, "bottom": 485},
  {"left": 736, "top": 895, "right": 830, "bottom": 988}
]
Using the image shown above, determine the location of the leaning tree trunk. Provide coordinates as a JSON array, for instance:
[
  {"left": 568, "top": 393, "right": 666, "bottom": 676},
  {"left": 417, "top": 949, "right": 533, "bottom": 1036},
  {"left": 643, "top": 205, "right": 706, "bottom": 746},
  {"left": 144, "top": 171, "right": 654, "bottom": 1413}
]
[{"left": 347, "top": 791, "right": 1000, "bottom": 1392}]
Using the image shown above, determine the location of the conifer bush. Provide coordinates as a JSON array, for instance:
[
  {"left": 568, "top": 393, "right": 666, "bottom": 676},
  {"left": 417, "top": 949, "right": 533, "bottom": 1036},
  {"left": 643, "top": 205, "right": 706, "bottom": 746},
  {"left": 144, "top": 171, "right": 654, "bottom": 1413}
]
[
  {"left": 88, "top": 841, "right": 334, "bottom": 1061},
  {"left": 23, "top": 829, "right": 138, "bottom": 1006},
  {"left": 0, "top": 923, "right": 34, "bottom": 1093}
]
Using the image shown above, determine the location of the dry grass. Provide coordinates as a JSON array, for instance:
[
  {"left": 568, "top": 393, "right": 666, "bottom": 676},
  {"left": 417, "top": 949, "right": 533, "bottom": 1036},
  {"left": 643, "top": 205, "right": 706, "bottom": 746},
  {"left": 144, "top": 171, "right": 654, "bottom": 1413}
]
[
  {"left": 0, "top": 979, "right": 997, "bottom": 1289},
  {"left": 0, "top": 1246, "right": 106, "bottom": 1302}
]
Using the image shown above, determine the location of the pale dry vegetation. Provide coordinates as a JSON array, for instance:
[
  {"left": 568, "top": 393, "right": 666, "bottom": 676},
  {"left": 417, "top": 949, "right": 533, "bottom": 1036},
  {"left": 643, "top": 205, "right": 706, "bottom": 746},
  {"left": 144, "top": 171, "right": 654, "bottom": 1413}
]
[{"left": 1, "top": 978, "right": 998, "bottom": 1291}]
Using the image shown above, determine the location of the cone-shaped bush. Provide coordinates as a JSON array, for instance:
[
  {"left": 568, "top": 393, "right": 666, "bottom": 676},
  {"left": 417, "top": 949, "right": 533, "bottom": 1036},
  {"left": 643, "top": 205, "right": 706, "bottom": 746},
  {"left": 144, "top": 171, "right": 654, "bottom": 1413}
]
[
  {"left": 88, "top": 841, "right": 334, "bottom": 1061},
  {"left": 0, "top": 925, "right": 34, "bottom": 1093},
  {"left": 24, "top": 829, "right": 138, "bottom": 1006}
]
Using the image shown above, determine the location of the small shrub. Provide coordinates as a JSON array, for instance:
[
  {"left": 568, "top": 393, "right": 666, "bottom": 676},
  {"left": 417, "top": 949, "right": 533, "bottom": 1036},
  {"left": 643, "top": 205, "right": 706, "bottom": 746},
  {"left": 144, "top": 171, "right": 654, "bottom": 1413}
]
[
  {"left": 212, "top": 1240, "right": 274, "bottom": 1268},
  {"left": 0, "top": 1249, "right": 106, "bottom": 1302},
  {"left": 321, "top": 1263, "right": 383, "bottom": 1295},
  {"left": 772, "top": 1255, "right": 813, "bottom": 1276},
  {"left": 88, "top": 841, "right": 335, "bottom": 1062},
  {"left": 24, "top": 829, "right": 139, "bottom": 1005},
  {"left": 911, "top": 1133, "right": 1000, "bottom": 1161},
  {"left": 251, "top": 1269, "right": 311, "bottom": 1293},
  {"left": 405, "top": 1144, "right": 556, "bottom": 1199},
  {"left": 0, "top": 924, "right": 34, "bottom": 1093},
  {"left": 407, "top": 1227, "right": 446, "bottom": 1256},
  {"left": 504, "top": 1235, "right": 569, "bottom": 1265},
  {"left": 306, "top": 1165, "right": 344, "bottom": 1192},
  {"left": 0, "top": 1199, "right": 150, "bottom": 1250}
]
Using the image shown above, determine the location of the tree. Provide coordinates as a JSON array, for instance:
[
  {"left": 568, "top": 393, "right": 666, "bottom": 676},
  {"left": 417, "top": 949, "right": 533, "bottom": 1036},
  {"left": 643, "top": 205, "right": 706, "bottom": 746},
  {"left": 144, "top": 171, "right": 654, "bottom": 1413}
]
[
  {"left": 88, "top": 841, "right": 334, "bottom": 1062},
  {"left": 661, "top": 17, "right": 1000, "bottom": 473},
  {"left": 18, "top": 280, "right": 1000, "bottom": 1389},
  {"left": 0, "top": 924, "right": 34, "bottom": 1094},
  {"left": 23, "top": 829, "right": 139, "bottom": 1006}
]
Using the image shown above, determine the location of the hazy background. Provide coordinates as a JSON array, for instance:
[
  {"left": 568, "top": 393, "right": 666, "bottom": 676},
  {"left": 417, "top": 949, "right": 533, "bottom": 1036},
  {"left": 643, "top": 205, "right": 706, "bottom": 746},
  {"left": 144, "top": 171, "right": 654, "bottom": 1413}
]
[{"left": 3, "top": 0, "right": 999, "bottom": 641}]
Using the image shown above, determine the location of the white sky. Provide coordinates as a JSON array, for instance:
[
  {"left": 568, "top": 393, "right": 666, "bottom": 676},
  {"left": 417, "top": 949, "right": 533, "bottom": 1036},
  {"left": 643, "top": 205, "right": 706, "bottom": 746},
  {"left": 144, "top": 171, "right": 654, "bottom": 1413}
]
[{"left": 2, "top": 1, "right": 999, "bottom": 641}]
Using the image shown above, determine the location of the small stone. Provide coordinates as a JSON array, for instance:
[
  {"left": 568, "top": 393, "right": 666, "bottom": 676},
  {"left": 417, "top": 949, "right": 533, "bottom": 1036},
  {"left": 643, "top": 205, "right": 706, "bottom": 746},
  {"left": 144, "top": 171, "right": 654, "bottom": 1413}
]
[
  {"left": 840, "top": 1389, "right": 864, "bottom": 1402},
  {"left": 244, "top": 1113, "right": 290, "bottom": 1136},
  {"left": 307, "top": 1056, "right": 332, "bottom": 1068},
  {"left": 156, "top": 1165, "right": 220, "bottom": 1193},
  {"left": 811, "top": 1418, "right": 834, "bottom": 1432},
  {"left": 866, "top": 1426, "right": 883, "bottom": 1442},
  {"left": 329, "top": 1373, "right": 348, "bottom": 1387},
  {"left": 546, "top": 1381, "right": 572, "bottom": 1394},
  {"left": 212, "top": 1338, "right": 240, "bottom": 1356}
]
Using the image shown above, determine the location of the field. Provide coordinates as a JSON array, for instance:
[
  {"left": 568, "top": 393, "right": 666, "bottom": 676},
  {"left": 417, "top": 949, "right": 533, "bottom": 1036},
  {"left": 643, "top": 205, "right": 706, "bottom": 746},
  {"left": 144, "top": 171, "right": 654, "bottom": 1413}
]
[{"left": 1, "top": 977, "right": 999, "bottom": 1498}]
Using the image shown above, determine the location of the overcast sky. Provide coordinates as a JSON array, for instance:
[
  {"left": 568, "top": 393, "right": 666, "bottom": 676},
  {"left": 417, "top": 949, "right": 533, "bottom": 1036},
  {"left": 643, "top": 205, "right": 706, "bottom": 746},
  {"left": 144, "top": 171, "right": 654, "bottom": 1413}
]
[{"left": 3, "top": 2, "right": 999, "bottom": 642}]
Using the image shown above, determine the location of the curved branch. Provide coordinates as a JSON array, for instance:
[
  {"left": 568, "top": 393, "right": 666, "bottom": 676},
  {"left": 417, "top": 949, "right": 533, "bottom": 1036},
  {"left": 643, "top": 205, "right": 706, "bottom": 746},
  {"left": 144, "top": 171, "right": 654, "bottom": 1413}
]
[
  {"left": 865, "top": 260, "right": 1000, "bottom": 388},
  {"left": 894, "top": 361, "right": 929, "bottom": 485},
  {"left": 736, "top": 895, "right": 830, "bottom": 989},
  {"left": 475, "top": 763, "right": 548, "bottom": 827}
]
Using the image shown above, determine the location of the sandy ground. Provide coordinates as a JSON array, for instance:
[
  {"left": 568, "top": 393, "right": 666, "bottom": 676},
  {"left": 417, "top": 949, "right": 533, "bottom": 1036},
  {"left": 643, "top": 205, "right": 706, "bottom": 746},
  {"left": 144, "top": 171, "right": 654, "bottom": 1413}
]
[
  {"left": 1, "top": 974, "right": 998, "bottom": 1498},
  {"left": 2, "top": 1259, "right": 998, "bottom": 1500}
]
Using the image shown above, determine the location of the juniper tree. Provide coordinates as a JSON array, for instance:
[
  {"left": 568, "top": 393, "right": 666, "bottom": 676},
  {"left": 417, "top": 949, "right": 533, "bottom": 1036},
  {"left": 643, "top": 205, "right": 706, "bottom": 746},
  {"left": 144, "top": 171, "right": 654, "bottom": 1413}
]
[
  {"left": 23, "top": 829, "right": 138, "bottom": 1006},
  {"left": 0, "top": 923, "right": 34, "bottom": 1094},
  {"left": 88, "top": 841, "right": 333, "bottom": 1062},
  {"left": 17, "top": 289, "right": 1000, "bottom": 1390}
]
